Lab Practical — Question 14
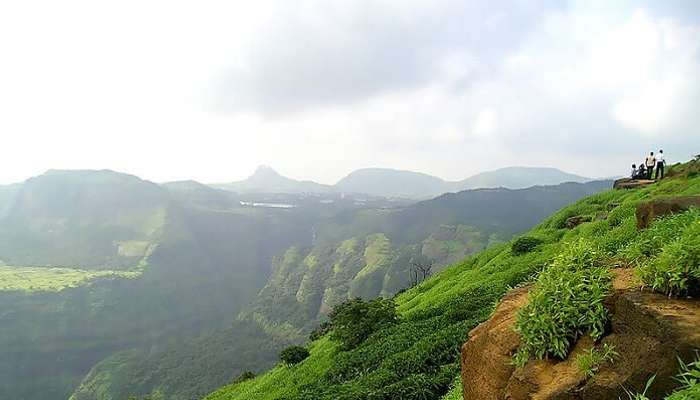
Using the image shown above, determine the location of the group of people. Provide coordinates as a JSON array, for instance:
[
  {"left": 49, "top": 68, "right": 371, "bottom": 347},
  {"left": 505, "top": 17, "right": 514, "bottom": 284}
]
[{"left": 631, "top": 150, "right": 666, "bottom": 180}]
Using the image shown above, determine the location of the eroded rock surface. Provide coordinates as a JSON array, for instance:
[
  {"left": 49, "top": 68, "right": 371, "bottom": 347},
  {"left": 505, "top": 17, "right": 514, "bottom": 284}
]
[
  {"left": 613, "top": 178, "right": 656, "bottom": 190},
  {"left": 461, "top": 269, "right": 700, "bottom": 400},
  {"left": 636, "top": 196, "right": 700, "bottom": 228}
]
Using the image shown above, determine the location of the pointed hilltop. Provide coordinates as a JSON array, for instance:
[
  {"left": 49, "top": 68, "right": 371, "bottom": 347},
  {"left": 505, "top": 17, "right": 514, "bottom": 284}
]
[{"left": 212, "top": 165, "right": 334, "bottom": 194}]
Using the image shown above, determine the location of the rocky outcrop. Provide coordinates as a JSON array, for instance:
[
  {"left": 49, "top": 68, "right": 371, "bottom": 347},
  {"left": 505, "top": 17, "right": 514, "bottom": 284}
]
[
  {"left": 613, "top": 178, "right": 656, "bottom": 190},
  {"left": 564, "top": 216, "right": 592, "bottom": 229},
  {"left": 461, "top": 286, "right": 530, "bottom": 400},
  {"left": 460, "top": 269, "right": 700, "bottom": 400},
  {"left": 636, "top": 196, "right": 700, "bottom": 229}
]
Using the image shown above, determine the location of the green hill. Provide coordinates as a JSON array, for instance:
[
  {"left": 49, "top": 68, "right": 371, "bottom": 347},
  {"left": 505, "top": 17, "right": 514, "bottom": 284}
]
[
  {"left": 0, "top": 170, "right": 315, "bottom": 400},
  {"left": 204, "top": 160, "right": 700, "bottom": 400},
  {"left": 68, "top": 180, "right": 611, "bottom": 400},
  {"left": 0, "top": 170, "right": 168, "bottom": 269}
]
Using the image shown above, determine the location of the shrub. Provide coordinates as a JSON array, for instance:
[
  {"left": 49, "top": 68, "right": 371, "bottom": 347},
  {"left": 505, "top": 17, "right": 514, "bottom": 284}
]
[
  {"left": 329, "top": 297, "right": 398, "bottom": 350},
  {"left": 512, "top": 236, "right": 543, "bottom": 255},
  {"left": 514, "top": 240, "right": 611, "bottom": 366},
  {"left": 309, "top": 321, "right": 332, "bottom": 341},
  {"left": 621, "top": 209, "right": 700, "bottom": 262},
  {"left": 637, "top": 217, "right": 700, "bottom": 297},
  {"left": 232, "top": 371, "right": 256, "bottom": 384},
  {"left": 280, "top": 346, "right": 310, "bottom": 365},
  {"left": 575, "top": 343, "right": 618, "bottom": 378}
]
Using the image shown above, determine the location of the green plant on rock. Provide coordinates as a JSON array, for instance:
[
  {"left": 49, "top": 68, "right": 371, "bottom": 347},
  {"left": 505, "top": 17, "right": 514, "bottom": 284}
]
[
  {"left": 280, "top": 346, "right": 310, "bottom": 365},
  {"left": 514, "top": 239, "right": 612, "bottom": 366},
  {"left": 512, "top": 236, "right": 544, "bottom": 255},
  {"left": 576, "top": 343, "right": 618, "bottom": 379}
]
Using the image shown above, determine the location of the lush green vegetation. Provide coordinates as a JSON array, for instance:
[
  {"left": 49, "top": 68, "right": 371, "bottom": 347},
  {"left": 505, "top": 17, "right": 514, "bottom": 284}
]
[
  {"left": 514, "top": 239, "right": 611, "bottom": 366},
  {"left": 575, "top": 343, "right": 618, "bottom": 379},
  {"left": 634, "top": 210, "right": 700, "bottom": 296},
  {"left": 511, "top": 235, "right": 543, "bottom": 255},
  {"left": 0, "top": 265, "right": 140, "bottom": 292},
  {"left": 280, "top": 346, "right": 311, "bottom": 365},
  {"left": 328, "top": 298, "right": 398, "bottom": 350},
  {"left": 206, "top": 161, "right": 700, "bottom": 400}
]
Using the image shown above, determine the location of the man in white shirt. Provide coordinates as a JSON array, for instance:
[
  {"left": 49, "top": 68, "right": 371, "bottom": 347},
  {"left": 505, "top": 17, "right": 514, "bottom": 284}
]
[
  {"left": 645, "top": 151, "right": 656, "bottom": 180},
  {"left": 655, "top": 149, "right": 666, "bottom": 179}
]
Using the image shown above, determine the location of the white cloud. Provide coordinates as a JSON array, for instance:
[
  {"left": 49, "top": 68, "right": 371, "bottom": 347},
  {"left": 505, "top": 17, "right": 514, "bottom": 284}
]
[{"left": 0, "top": 0, "right": 698, "bottom": 184}]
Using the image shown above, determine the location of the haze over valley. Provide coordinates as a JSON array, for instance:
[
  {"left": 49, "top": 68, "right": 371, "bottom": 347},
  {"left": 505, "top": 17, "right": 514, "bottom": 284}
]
[{"left": 1, "top": 1, "right": 699, "bottom": 399}]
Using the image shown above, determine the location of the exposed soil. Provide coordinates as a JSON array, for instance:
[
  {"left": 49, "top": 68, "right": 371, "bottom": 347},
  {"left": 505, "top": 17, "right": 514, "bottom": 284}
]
[{"left": 461, "top": 268, "right": 700, "bottom": 400}]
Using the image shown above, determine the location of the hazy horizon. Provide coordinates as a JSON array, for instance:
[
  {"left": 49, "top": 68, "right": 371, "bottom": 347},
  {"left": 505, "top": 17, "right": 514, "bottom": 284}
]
[{"left": 2, "top": 0, "right": 699, "bottom": 185}]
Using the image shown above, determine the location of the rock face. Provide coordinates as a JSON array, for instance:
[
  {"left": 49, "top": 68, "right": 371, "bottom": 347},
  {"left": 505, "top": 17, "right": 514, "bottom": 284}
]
[
  {"left": 564, "top": 216, "right": 592, "bottom": 229},
  {"left": 636, "top": 196, "right": 700, "bottom": 229},
  {"left": 613, "top": 178, "right": 656, "bottom": 189},
  {"left": 461, "top": 286, "right": 530, "bottom": 400},
  {"left": 460, "top": 269, "right": 700, "bottom": 400}
]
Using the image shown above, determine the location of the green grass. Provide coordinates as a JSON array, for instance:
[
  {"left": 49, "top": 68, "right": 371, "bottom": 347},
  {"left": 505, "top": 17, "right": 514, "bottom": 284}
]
[
  {"left": 439, "top": 376, "right": 462, "bottom": 400},
  {"left": 514, "top": 239, "right": 612, "bottom": 365},
  {"left": 0, "top": 265, "right": 141, "bottom": 292},
  {"left": 576, "top": 343, "right": 618, "bottom": 379},
  {"left": 205, "top": 160, "right": 700, "bottom": 400},
  {"left": 206, "top": 337, "right": 336, "bottom": 400}
]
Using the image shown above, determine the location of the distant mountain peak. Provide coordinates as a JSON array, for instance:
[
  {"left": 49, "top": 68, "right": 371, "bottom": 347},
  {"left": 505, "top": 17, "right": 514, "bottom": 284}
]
[{"left": 252, "top": 165, "right": 281, "bottom": 177}]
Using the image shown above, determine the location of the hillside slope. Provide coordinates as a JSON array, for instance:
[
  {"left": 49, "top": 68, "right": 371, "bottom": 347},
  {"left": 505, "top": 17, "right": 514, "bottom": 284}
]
[
  {"left": 69, "top": 180, "right": 611, "bottom": 400},
  {"left": 205, "top": 160, "right": 700, "bottom": 400},
  {"left": 0, "top": 170, "right": 315, "bottom": 400}
]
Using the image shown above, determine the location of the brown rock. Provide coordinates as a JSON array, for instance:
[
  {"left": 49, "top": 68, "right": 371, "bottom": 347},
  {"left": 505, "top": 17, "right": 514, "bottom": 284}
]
[
  {"left": 460, "top": 269, "right": 700, "bottom": 400},
  {"left": 461, "top": 286, "right": 530, "bottom": 400},
  {"left": 564, "top": 216, "right": 591, "bottom": 229},
  {"left": 635, "top": 196, "right": 700, "bottom": 229},
  {"left": 613, "top": 178, "right": 656, "bottom": 190}
]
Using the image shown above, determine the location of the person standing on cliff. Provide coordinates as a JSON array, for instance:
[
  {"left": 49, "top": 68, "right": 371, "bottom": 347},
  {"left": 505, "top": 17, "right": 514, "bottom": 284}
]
[
  {"left": 655, "top": 149, "right": 666, "bottom": 179},
  {"left": 645, "top": 151, "right": 656, "bottom": 180}
]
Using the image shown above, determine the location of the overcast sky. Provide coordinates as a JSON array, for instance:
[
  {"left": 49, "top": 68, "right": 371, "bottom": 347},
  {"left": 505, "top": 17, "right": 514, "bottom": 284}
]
[{"left": 1, "top": 0, "right": 699, "bottom": 184}]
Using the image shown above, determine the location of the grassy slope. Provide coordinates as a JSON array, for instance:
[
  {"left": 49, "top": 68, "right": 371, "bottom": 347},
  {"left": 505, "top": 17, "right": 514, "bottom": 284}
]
[
  {"left": 0, "top": 266, "right": 140, "bottom": 291},
  {"left": 205, "top": 161, "right": 700, "bottom": 400}
]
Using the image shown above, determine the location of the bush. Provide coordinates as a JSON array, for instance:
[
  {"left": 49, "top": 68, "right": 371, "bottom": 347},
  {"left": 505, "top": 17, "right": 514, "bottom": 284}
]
[
  {"left": 511, "top": 236, "right": 543, "bottom": 255},
  {"left": 309, "top": 321, "right": 332, "bottom": 341},
  {"left": 232, "top": 371, "right": 256, "bottom": 384},
  {"left": 514, "top": 240, "right": 611, "bottom": 366},
  {"left": 280, "top": 346, "right": 310, "bottom": 365},
  {"left": 329, "top": 297, "right": 398, "bottom": 350},
  {"left": 637, "top": 217, "right": 700, "bottom": 297}
]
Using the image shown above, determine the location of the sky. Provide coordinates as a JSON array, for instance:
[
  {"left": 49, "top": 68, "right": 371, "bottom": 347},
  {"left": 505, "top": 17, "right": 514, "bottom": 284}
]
[{"left": 0, "top": 0, "right": 699, "bottom": 184}]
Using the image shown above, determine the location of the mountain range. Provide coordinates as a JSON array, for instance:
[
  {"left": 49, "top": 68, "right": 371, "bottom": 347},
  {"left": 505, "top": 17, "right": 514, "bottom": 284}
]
[
  {"left": 0, "top": 168, "right": 609, "bottom": 400},
  {"left": 213, "top": 165, "right": 591, "bottom": 198}
]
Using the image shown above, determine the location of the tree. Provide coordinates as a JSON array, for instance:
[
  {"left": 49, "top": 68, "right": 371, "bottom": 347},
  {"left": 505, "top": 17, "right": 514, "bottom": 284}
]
[
  {"left": 280, "top": 346, "right": 310, "bottom": 365},
  {"left": 409, "top": 256, "right": 433, "bottom": 287},
  {"left": 328, "top": 297, "right": 398, "bottom": 350}
]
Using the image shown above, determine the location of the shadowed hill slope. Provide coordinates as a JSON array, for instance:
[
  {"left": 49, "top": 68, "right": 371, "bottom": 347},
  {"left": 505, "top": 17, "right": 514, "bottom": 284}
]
[{"left": 205, "top": 160, "right": 700, "bottom": 400}]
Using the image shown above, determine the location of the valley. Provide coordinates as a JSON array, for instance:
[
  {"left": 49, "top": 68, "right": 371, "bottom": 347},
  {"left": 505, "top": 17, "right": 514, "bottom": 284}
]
[{"left": 0, "top": 166, "right": 609, "bottom": 400}]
